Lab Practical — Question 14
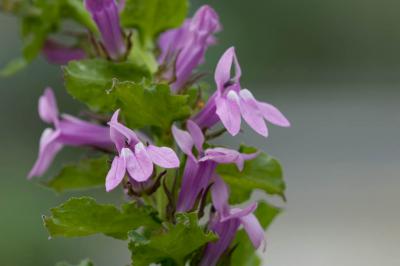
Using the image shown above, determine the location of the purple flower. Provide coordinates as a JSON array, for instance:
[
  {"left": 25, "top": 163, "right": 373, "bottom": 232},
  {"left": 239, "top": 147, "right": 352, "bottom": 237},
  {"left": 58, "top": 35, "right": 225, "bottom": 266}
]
[
  {"left": 42, "top": 39, "right": 86, "bottom": 65},
  {"left": 105, "top": 110, "right": 180, "bottom": 192},
  {"left": 85, "top": 0, "right": 126, "bottom": 60},
  {"left": 193, "top": 47, "right": 290, "bottom": 137},
  {"left": 172, "top": 120, "right": 258, "bottom": 212},
  {"left": 158, "top": 5, "right": 221, "bottom": 92},
  {"left": 200, "top": 176, "right": 265, "bottom": 266},
  {"left": 28, "top": 88, "right": 113, "bottom": 178}
]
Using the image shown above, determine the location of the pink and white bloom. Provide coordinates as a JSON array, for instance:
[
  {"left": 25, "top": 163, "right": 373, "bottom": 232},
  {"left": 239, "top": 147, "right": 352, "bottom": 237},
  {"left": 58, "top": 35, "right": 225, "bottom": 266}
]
[
  {"left": 193, "top": 47, "right": 290, "bottom": 137},
  {"left": 172, "top": 120, "right": 258, "bottom": 212},
  {"left": 28, "top": 88, "right": 112, "bottom": 178},
  {"left": 200, "top": 176, "right": 265, "bottom": 266},
  {"left": 105, "top": 110, "right": 180, "bottom": 192},
  {"left": 158, "top": 5, "right": 221, "bottom": 92}
]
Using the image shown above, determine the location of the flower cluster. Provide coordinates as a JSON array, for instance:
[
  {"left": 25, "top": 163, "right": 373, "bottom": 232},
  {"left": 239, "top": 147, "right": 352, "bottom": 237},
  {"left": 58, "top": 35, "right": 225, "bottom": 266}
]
[{"left": 16, "top": 1, "right": 290, "bottom": 265}]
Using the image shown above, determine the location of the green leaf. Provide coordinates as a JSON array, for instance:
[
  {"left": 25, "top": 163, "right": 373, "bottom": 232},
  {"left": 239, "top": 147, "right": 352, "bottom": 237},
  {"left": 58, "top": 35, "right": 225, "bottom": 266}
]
[
  {"left": 64, "top": 59, "right": 150, "bottom": 112},
  {"left": 1, "top": 0, "right": 95, "bottom": 76},
  {"left": 43, "top": 197, "right": 160, "bottom": 240},
  {"left": 1, "top": 1, "right": 60, "bottom": 74},
  {"left": 61, "top": 0, "right": 98, "bottom": 33},
  {"left": 229, "top": 202, "right": 281, "bottom": 266},
  {"left": 127, "top": 32, "right": 158, "bottom": 74},
  {"left": 55, "top": 259, "right": 94, "bottom": 266},
  {"left": 121, "top": 0, "right": 189, "bottom": 42},
  {"left": 255, "top": 201, "right": 282, "bottom": 229},
  {"left": 114, "top": 81, "right": 191, "bottom": 130},
  {"left": 45, "top": 156, "right": 109, "bottom": 193},
  {"left": 217, "top": 146, "right": 286, "bottom": 203},
  {"left": 20, "top": 1, "right": 62, "bottom": 61},
  {"left": 128, "top": 213, "right": 217, "bottom": 266},
  {"left": 0, "top": 57, "right": 28, "bottom": 77}
]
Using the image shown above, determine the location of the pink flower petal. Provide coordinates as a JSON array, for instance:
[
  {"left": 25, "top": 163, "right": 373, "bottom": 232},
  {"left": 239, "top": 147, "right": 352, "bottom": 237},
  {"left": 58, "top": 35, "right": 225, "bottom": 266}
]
[
  {"left": 257, "top": 101, "right": 291, "bottom": 127},
  {"left": 241, "top": 151, "right": 260, "bottom": 161},
  {"left": 105, "top": 155, "right": 126, "bottom": 192},
  {"left": 222, "top": 203, "right": 258, "bottom": 222},
  {"left": 240, "top": 212, "right": 266, "bottom": 249},
  {"left": 126, "top": 143, "right": 153, "bottom": 182},
  {"left": 28, "top": 128, "right": 63, "bottom": 178},
  {"left": 109, "top": 110, "right": 139, "bottom": 151},
  {"left": 57, "top": 115, "right": 112, "bottom": 149},
  {"left": 214, "top": 47, "right": 241, "bottom": 93},
  {"left": 239, "top": 89, "right": 268, "bottom": 137},
  {"left": 186, "top": 120, "right": 204, "bottom": 152},
  {"left": 201, "top": 147, "right": 240, "bottom": 164},
  {"left": 176, "top": 157, "right": 200, "bottom": 212},
  {"left": 201, "top": 147, "right": 250, "bottom": 171},
  {"left": 235, "top": 154, "right": 245, "bottom": 171},
  {"left": 236, "top": 151, "right": 260, "bottom": 171},
  {"left": 109, "top": 110, "right": 139, "bottom": 142},
  {"left": 211, "top": 175, "right": 230, "bottom": 217},
  {"left": 215, "top": 91, "right": 241, "bottom": 136},
  {"left": 172, "top": 124, "right": 194, "bottom": 159},
  {"left": 146, "top": 145, "right": 180, "bottom": 168},
  {"left": 38, "top": 88, "right": 59, "bottom": 124}
]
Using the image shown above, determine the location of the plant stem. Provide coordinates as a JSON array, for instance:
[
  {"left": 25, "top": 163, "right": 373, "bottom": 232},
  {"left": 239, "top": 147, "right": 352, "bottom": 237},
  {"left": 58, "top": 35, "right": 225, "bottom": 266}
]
[{"left": 156, "top": 183, "right": 167, "bottom": 220}]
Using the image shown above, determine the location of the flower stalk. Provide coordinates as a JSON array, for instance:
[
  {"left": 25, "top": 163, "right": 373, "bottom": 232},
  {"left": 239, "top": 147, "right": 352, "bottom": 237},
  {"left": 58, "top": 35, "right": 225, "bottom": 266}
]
[{"left": 5, "top": 2, "right": 291, "bottom": 265}]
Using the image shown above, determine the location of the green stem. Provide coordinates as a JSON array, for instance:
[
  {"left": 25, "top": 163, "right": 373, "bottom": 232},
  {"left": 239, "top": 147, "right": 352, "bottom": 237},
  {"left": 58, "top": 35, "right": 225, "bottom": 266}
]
[{"left": 156, "top": 184, "right": 167, "bottom": 220}]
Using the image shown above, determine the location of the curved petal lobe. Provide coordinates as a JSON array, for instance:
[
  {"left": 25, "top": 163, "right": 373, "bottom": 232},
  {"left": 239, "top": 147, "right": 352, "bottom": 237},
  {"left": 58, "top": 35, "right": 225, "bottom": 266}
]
[
  {"left": 239, "top": 89, "right": 268, "bottom": 137},
  {"left": 146, "top": 145, "right": 180, "bottom": 168},
  {"left": 215, "top": 91, "right": 241, "bottom": 136},
  {"left": 172, "top": 125, "right": 194, "bottom": 158},
  {"left": 126, "top": 143, "right": 153, "bottom": 182},
  {"left": 201, "top": 147, "right": 240, "bottom": 164},
  {"left": 28, "top": 128, "right": 62, "bottom": 178},
  {"left": 105, "top": 155, "right": 127, "bottom": 192},
  {"left": 211, "top": 175, "right": 230, "bottom": 217},
  {"left": 257, "top": 101, "right": 291, "bottom": 127},
  {"left": 240, "top": 212, "right": 265, "bottom": 249},
  {"left": 38, "top": 88, "right": 59, "bottom": 124},
  {"left": 186, "top": 120, "right": 204, "bottom": 152},
  {"left": 222, "top": 203, "right": 257, "bottom": 222},
  {"left": 215, "top": 47, "right": 238, "bottom": 93}
]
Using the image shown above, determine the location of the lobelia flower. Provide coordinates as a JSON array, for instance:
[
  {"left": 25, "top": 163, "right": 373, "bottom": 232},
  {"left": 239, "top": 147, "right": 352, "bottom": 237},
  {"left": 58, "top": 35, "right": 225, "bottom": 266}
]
[
  {"left": 158, "top": 5, "right": 221, "bottom": 93},
  {"left": 200, "top": 176, "right": 265, "bottom": 266},
  {"left": 28, "top": 88, "right": 113, "bottom": 178},
  {"left": 193, "top": 47, "right": 291, "bottom": 137},
  {"left": 172, "top": 120, "right": 258, "bottom": 212},
  {"left": 105, "top": 110, "right": 180, "bottom": 192},
  {"left": 85, "top": 0, "right": 127, "bottom": 60},
  {"left": 42, "top": 39, "right": 86, "bottom": 65}
]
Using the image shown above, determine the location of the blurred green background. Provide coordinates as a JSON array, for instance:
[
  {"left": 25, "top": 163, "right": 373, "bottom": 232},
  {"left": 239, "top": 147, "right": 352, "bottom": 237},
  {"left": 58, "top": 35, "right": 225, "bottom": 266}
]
[{"left": 1, "top": 0, "right": 400, "bottom": 265}]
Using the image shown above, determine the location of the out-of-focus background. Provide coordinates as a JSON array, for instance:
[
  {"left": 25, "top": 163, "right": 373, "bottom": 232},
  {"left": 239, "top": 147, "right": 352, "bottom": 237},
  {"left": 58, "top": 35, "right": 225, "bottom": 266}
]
[{"left": 1, "top": 0, "right": 400, "bottom": 265}]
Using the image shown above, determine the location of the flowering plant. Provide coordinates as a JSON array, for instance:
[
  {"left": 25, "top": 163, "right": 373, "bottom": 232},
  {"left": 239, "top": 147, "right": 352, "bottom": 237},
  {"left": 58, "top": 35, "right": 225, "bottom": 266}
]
[{"left": 2, "top": 1, "right": 290, "bottom": 265}]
